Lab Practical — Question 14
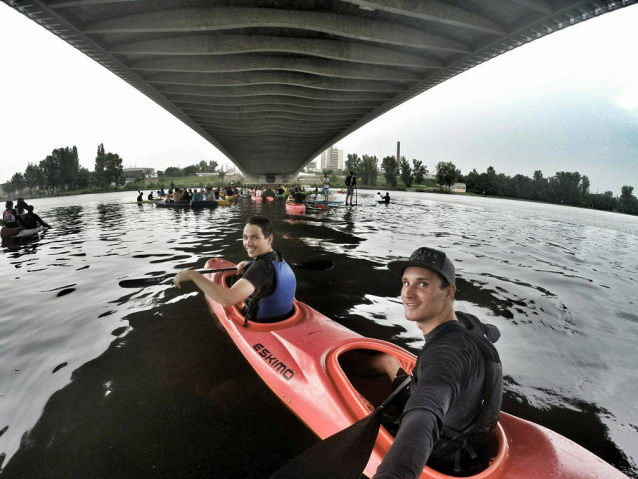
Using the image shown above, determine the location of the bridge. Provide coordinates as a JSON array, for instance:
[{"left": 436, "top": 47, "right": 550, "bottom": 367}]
[{"left": 3, "top": 0, "right": 635, "bottom": 183}]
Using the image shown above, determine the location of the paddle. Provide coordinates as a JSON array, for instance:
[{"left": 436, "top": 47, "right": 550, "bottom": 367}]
[
  {"left": 268, "top": 376, "right": 411, "bottom": 479},
  {"left": 118, "top": 259, "right": 335, "bottom": 288}
]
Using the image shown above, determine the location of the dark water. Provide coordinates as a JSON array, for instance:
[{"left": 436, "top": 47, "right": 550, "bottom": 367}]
[{"left": 1, "top": 191, "right": 637, "bottom": 478}]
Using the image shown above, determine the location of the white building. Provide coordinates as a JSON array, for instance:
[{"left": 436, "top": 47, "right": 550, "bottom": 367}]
[
  {"left": 320, "top": 146, "right": 343, "bottom": 171},
  {"left": 451, "top": 182, "right": 466, "bottom": 193}
]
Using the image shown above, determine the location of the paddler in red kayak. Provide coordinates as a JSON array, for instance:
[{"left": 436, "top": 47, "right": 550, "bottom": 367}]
[
  {"left": 369, "top": 247, "right": 503, "bottom": 478},
  {"left": 173, "top": 216, "right": 296, "bottom": 324}
]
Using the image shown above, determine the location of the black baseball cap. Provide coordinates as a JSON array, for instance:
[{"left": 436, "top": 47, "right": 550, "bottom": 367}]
[{"left": 388, "top": 247, "right": 455, "bottom": 285}]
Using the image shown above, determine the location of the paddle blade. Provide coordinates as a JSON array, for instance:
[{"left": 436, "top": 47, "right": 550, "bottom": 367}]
[
  {"left": 291, "top": 259, "right": 335, "bottom": 271},
  {"left": 268, "top": 409, "right": 382, "bottom": 479}
]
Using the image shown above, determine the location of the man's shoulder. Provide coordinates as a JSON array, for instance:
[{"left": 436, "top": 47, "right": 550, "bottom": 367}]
[{"left": 422, "top": 322, "right": 483, "bottom": 358}]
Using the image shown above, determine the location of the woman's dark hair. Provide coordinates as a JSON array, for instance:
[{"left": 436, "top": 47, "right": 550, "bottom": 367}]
[
  {"left": 246, "top": 216, "right": 273, "bottom": 238},
  {"left": 5, "top": 201, "right": 13, "bottom": 209}
]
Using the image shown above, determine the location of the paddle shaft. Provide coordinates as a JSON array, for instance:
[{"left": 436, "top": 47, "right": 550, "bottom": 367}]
[{"left": 119, "top": 259, "right": 334, "bottom": 288}]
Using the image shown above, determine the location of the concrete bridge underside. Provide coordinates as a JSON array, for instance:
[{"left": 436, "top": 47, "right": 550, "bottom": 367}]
[{"left": 4, "top": 0, "right": 635, "bottom": 181}]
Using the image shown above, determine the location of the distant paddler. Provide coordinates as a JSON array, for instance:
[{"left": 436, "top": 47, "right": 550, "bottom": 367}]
[
  {"left": 173, "top": 216, "right": 296, "bottom": 325},
  {"left": 21, "top": 205, "right": 51, "bottom": 229}
]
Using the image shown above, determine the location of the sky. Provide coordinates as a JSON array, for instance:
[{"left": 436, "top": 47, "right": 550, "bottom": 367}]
[{"left": 1, "top": 4, "right": 637, "bottom": 194}]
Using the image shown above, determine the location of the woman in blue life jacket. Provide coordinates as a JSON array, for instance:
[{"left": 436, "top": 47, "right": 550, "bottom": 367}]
[{"left": 173, "top": 216, "right": 296, "bottom": 324}]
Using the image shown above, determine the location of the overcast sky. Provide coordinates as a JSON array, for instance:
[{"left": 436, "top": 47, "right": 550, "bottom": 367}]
[{"left": 1, "top": 4, "right": 636, "bottom": 194}]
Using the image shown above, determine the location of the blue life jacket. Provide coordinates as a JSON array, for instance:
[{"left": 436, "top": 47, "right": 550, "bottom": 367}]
[{"left": 244, "top": 251, "right": 296, "bottom": 323}]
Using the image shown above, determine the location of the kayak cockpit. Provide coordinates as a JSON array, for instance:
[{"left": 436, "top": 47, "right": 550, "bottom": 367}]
[
  {"left": 327, "top": 343, "right": 508, "bottom": 478},
  {"left": 220, "top": 271, "right": 303, "bottom": 331}
]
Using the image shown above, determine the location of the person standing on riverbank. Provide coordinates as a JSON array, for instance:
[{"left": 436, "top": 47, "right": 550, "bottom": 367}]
[
  {"left": 173, "top": 216, "right": 296, "bottom": 324},
  {"left": 370, "top": 247, "right": 502, "bottom": 478}
]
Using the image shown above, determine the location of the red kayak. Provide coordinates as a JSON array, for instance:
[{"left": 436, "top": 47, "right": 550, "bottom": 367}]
[
  {"left": 204, "top": 258, "right": 628, "bottom": 479},
  {"left": 285, "top": 202, "right": 306, "bottom": 215},
  {"left": 251, "top": 195, "right": 264, "bottom": 202},
  {"left": 265, "top": 196, "right": 275, "bottom": 202}
]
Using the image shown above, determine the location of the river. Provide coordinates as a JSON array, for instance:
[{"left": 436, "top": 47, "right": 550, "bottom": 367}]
[{"left": 1, "top": 190, "right": 637, "bottom": 478}]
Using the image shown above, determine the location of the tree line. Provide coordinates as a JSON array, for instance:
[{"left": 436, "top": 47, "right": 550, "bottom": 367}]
[
  {"left": 343, "top": 153, "right": 430, "bottom": 187},
  {"left": 341, "top": 152, "right": 638, "bottom": 216},
  {"left": 158, "top": 160, "right": 219, "bottom": 178},
  {"left": 5, "top": 144, "right": 124, "bottom": 195},
  {"left": 463, "top": 167, "right": 638, "bottom": 215}
]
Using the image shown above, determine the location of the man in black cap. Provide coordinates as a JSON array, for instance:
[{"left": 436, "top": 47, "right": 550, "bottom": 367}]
[{"left": 371, "top": 247, "right": 503, "bottom": 478}]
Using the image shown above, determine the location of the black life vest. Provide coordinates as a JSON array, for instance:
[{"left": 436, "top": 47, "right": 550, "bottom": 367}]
[
  {"left": 21, "top": 213, "right": 39, "bottom": 229},
  {"left": 412, "top": 312, "right": 503, "bottom": 472}
]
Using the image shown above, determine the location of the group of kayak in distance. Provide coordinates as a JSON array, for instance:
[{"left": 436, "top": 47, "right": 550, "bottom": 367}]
[
  {"left": 168, "top": 214, "right": 626, "bottom": 479},
  {"left": 1, "top": 198, "right": 51, "bottom": 241}
]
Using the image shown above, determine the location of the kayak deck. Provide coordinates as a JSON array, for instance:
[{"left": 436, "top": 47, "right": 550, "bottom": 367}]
[{"left": 204, "top": 258, "right": 627, "bottom": 479}]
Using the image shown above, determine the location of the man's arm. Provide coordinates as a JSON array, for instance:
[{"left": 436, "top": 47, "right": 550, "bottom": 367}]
[
  {"left": 35, "top": 214, "right": 50, "bottom": 228},
  {"left": 373, "top": 410, "right": 440, "bottom": 479},
  {"left": 373, "top": 336, "right": 475, "bottom": 478}
]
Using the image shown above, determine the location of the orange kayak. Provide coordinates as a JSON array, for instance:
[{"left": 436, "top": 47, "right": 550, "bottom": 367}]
[
  {"left": 285, "top": 202, "right": 306, "bottom": 215},
  {"left": 204, "top": 258, "right": 628, "bottom": 479}
]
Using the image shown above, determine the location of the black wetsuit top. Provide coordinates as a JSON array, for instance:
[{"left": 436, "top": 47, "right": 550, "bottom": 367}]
[
  {"left": 21, "top": 212, "right": 49, "bottom": 229},
  {"left": 373, "top": 319, "right": 486, "bottom": 479}
]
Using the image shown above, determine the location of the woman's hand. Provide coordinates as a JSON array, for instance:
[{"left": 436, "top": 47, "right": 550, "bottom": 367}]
[{"left": 173, "top": 270, "right": 194, "bottom": 289}]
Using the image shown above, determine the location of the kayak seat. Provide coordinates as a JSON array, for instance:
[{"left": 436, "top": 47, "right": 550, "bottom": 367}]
[{"left": 220, "top": 272, "right": 303, "bottom": 331}]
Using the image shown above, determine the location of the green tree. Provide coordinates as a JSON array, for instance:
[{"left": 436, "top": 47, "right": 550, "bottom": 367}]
[
  {"left": 399, "top": 156, "right": 413, "bottom": 187},
  {"left": 95, "top": 144, "right": 107, "bottom": 187},
  {"left": 618, "top": 185, "right": 638, "bottom": 215},
  {"left": 218, "top": 170, "right": 226, "bottom": 183},
  {"left": 208, "top": 160, "right": 218, "bottom": 173},
  {"left": 183, "top": 165, "right": 198, "bottom": 176},
  {"left": 76, "top": 167, "right": 93, "bottom": 189},
  {"left": 360, "top": 154, "right": 379, "bottom": 186},
  {"left": 345, "top": 153, "right": 361, "bottom": 175},
  {"left": 95, "top": 144, "right": 124, "bottom": 186},
  {"left": 412, "top": 159, "right": 426, "bottom": 185},
  {"left": 24, "top": 163, "right": 43, "bottom": 192},
  {"left": 381, "top": 156, "right": 398, "bottom": 187},
  {"left": 435, "top": 161, "right": 459, "bottom": 191},
  {"left": 580, "top": 175, "right": 590, "bottom": 198},
  {"left": 198, "top": 160, "right": 208, "bottom": 172},
  {"left": 57, "top": 146, "right": 80, "bottom": 190},
  {"left": 40, "top": 153, "right": 60, "bottom": 193},
  {"left": 10, "top": 172, "right": 26, "bottom": 195},
  {"left": 164, "top": 167, "right": 182, "bottom": 177}
]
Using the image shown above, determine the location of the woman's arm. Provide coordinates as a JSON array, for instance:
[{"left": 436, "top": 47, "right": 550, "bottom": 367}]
[{"left": 173, "top": 271, "right": 255, "bottom": 307}]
